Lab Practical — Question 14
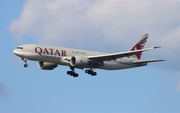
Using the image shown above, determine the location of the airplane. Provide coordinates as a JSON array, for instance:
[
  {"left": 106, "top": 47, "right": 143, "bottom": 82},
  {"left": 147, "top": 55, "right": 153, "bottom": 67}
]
[{"left": 13, "top": 34, "right": 164, "bottom": 77}]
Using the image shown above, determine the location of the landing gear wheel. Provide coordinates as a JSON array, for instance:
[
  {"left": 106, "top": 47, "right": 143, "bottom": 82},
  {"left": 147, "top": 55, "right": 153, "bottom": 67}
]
[
  {"left": 85, "top": 70, "right": 88, "bottom": 73},
  {"left": 24, "top": 64, "right": 28, "bottom": 67},
  {"left": 73, "top": 73, "right": 79, "bottom": 77},
  {"left": 21, "top": 58, "right": 28, "bottom": 67},
  {"left": 67, "top": 71, "right": 71, "bottom": 75},
  {"left": 92, "top": 72, "right": 97, "bottom": 76},
  {"left": 85, "top": 69, "right": 97, "bottom": 76},
  {"left": 67, "top": 67, "right": 79, "bottom": 77},
  {"left": 87, "top": 70, "right": 92, "bottom": 74}
]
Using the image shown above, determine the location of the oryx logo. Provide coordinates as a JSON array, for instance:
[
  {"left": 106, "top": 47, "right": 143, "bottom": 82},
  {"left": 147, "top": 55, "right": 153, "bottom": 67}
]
[{"left": 131, "top": 37, "right": 148, "bottom": 59}]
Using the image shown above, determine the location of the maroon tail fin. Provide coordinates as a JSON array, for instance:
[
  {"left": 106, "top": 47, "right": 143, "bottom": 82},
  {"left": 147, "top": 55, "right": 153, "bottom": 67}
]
[{"left": 130, "top": 34, "right": 149, "bottom": 60}]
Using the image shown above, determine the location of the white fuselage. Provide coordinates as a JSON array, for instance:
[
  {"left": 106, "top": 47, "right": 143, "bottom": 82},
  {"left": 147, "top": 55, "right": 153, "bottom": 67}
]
[
  {"left": 13, "top": 34, "right": 164, "bottom": 77},
  {"left": 13, "top": 44, "right": 139, "bottom": 70}
]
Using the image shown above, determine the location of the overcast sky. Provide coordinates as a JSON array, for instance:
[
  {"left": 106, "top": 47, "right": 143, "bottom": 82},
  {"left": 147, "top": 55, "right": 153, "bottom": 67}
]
[{"left": 1, "top": 0, "right": 180, "bottom": 113}]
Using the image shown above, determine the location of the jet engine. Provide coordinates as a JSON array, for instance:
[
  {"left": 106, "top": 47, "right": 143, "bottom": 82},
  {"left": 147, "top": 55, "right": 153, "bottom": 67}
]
[
  {"left": 38, "top": 62, "right": 57, "bottom": 70},
  {"left": 70, "top": 56, "right": 90, "bottom": 67}
]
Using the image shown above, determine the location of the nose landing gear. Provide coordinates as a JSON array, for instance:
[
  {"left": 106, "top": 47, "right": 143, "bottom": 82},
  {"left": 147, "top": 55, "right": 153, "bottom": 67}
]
[
  {"left": 24, "top": 64, "right": 28, "bottom": 67},
  {"left": 22, "top": 58, "right": 28, "bottom": 67}
]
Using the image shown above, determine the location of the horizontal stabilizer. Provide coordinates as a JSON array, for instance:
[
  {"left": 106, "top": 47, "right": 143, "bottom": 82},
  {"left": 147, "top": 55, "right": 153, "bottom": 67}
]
[{"left": 132, "top": 59, "right": 165, "bottom": 64}]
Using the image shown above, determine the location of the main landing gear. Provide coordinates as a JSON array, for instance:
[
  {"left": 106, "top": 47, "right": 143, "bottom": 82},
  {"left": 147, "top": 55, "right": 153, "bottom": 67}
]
[
  {"left": 67, "top": 67, "right": 97, "bottom": 77},
  {"left": 22, "top": 58, "right": 28, "bottom": 67},
  {"left": 85, "top": 69, "right": 97, "bottom": 76},
  {"left": 67, "top": 66, "right": 79, "bottom": 77}
]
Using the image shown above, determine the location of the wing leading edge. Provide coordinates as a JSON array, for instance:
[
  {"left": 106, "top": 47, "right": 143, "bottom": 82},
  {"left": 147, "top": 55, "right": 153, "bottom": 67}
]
[{"left": 88, "top": 46, "right": 161, "bottom": 61}]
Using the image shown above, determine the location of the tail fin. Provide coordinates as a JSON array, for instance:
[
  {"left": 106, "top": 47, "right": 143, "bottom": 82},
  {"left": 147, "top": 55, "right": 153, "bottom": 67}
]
[{"left": 130, "top": 34, "right": 149, "bottom": 60}]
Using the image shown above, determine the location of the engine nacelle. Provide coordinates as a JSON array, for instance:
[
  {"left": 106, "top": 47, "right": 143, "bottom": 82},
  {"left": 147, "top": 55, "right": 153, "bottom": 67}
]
[
  {"left": 38, "top": 62, "right": 57, "bottom": 70},
  {"left": 70, "top": 56, "right": 90, "bottom": 67}
]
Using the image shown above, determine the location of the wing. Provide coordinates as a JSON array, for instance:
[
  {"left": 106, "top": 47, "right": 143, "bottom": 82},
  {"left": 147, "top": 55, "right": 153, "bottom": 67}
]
[{"left": 88, "top": 46, "right": 161, "bottom": 61}]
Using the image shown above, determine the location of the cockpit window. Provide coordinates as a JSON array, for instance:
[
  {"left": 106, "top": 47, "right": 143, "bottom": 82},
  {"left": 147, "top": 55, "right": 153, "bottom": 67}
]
[{"left": 17, "top": 47, "right": 23, "bottom": 49}]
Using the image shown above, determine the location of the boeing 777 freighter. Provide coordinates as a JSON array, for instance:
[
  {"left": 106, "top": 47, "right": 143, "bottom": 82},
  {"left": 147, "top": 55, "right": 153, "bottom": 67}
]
[{"left": 13, "top": 34, "right": 164, "bottom": 77}]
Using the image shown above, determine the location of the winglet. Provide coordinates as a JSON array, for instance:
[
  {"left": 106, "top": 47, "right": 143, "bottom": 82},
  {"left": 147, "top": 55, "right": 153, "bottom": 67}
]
[{"left": 154, "top": 46, "right": 161, "bottom": 49}]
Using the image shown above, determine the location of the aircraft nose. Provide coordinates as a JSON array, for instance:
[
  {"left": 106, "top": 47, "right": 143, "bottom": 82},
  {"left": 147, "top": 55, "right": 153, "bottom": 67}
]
[
  {"left": 13, "top": 49, "right": 22, "bottom": 56},
  {"left": 13, "top": 49, "right": 18, "bottom": 55}
]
